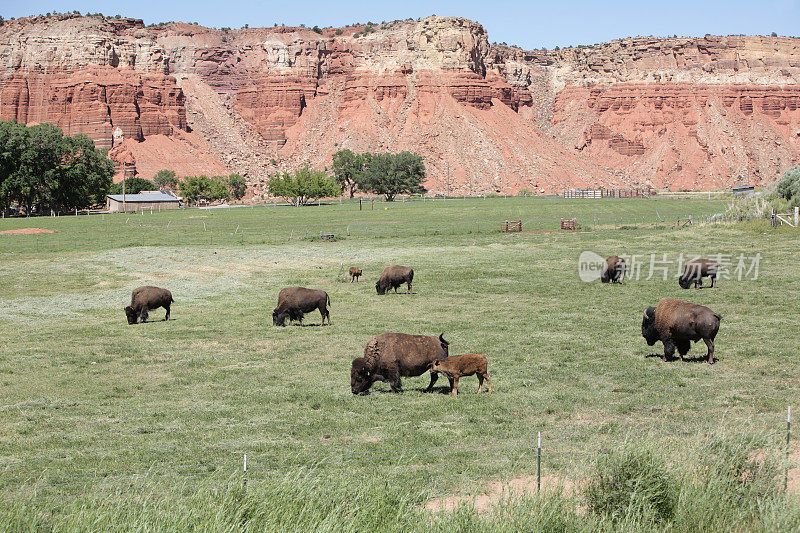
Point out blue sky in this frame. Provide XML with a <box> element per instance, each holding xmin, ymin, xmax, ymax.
<box><xmin>3</xmin><ymin>0</ymin><xmax>799</xmax><ymax>50</ymax></box>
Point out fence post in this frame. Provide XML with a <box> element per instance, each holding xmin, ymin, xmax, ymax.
<box><xmin>786</xmin><ymin>406</ymin><xmax>791</xmax><ymax>491</ymax></box>
<box><xmin>795</xmin><ymin>207</ymin><xmax>799</xmax><ymax>228</ymax></box>
<box><xmin>244</xmin><ymin>453</ymin><xmax>247</xmax><ymax>488</ymax></box>
<box><xmin>537</xmin><ymin>431</ymin><xmax>541</xmax><ymax>492</ymax></box>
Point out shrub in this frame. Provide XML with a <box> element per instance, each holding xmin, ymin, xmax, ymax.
<box><xmin>773</xmin><ymin>165</ymin><xmax>800</xmax><ymax>206</ymax></box>
<box><xmin>334</xmin><ymin>28</ymin><xmax>343</xmax><ymax>36</ymax></box>
<box><xmin>312</xmin><ymin>25</ymin><xmax>322</xmax><ymax>34</ymax></box>
<box><xmin>585</xmin><ymin>447</ymin><xmax>676</xmax><ymax>525</ymax></box>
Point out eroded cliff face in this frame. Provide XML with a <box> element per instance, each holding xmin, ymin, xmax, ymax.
<box><xmin>490</xmin><ymin>36</ymin><xmax>800</xmax><ymax>189</ymax></box>
<box><xmin>1</xmin><ymin>13</ymin><xmax>798</xmax><ymax>193</ymax></box>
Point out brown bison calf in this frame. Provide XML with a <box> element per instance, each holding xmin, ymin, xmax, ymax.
<box><xmin>679</xmin><ymin>258</ymin><xmax>718</xmax><ymax>289</ymax></box>
<box><xmin>376</xmin><ymin>265</ymin><xmax>413</xmax><ymax>295</ymax></box>
<box><xmin>642</xmin><ymin>297</ymin><xmax>722</xmax><ymax>364</ymax></box>
<box><xmin>273</xmin><ymin>287</ymin><xmax>330</xmax><ymax>326</ymax></box>
<box><xmin>349</xmin><ymin>267</ymin><xmax>362</xmax><ymax>282</ymax></box>
<box><xmin>430</xmin><ymin>354</ymin><xmax>492</xmax><ymax>395</ymax></box>
<box><xmin>601</xmin><ymin>255</ymin><xmax>626</xmax><ymax>284</ymax></box>
<box><xmin>125</xmin><ymin>286</ymin><xmax>173</xmax><ymax>324</ymax></box>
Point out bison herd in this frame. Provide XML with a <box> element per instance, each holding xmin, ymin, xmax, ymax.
<box><xmin>124</xmin><ymin>255</ymin><xmax>726</xmax><ymax>396</ymax></box>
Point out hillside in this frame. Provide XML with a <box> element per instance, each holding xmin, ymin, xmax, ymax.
<box><xmin>1</xmin><ymin>13</ymin><xmax>798</xmax><ymax>195</ymax></box>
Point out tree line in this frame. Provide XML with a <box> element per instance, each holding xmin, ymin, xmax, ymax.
<box><xmin>111</xmin><ymin>170</ymin><xmax>247</xmax><ymax>204</ymax></box>
<box><xmin>0</xmin><ymin>121</ymin><xmax>114</xmax><ymax>215</ymax></box>
<box><xmin>267</xmin><ymin>150</ymin><xmax>426</xmax><ymax>205</ymax></box>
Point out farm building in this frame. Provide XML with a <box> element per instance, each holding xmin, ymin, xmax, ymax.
<box><xmin>732</xmin><ymin>185</ymin><xmax>755</xmax><ymax>196</ymax></box>
<box><xmin>106</xmin><ymin>191</ymin><xmax>181</xmax><ymax>212</ymax></box>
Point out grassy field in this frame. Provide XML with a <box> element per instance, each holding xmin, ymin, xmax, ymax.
<box><xmin>1</xmin><ymin>196</ymin><xmax>799</xmax><ymax>530</ymax></box>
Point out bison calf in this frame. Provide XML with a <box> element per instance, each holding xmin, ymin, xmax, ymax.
<box><xmin>125</xmin><ymin>286</ymin><xmax>173</xmax><ymax>324</ymax></box>
<box><xmin>430</xmin><ymin>354</ymin><xmax>491</xmax><ymax>395</ymax></box>
<box><xmin>642</xmin><ymin>297</ymin><xmax>722</xmax><ymax>364</ymax></box>
<box><xmin>679</xmin><ymin>258</ymin><xmax>718</xmax><ymax>289</ymax></box>
<box><xmin>601</xmin><ymin>255</ymin><xmax>627</xmax><ymax>284</ymax></box>
<box><xmin>376</xmin><ymin>265</ymin><xmax>414</xmax><ymax>295</ymax></box>
<box><xmin>273</xmin><ymin>287</ymin><xmax>331</xmax><ymax>326</ymax></box>
<box><xmin>349</xmin><ymin>267</ymin><xmax>362</xmax><ymax>282</ymax></box>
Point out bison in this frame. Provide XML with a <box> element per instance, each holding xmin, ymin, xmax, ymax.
<box><xmin>375</xmin><ymin>265</ymin><xmax>414</xmax><ymax>295</ymax></box>
<box><xmin>678</xmin><ymin>258</ymin><xmax>718</xmax><ymax>289</ymax></box>
<box><xmin>272</xmin><ymin>287</ymin><xmax>331</xmax><ymax>327</ymax></box>
<box><xmin>351</xmin><ymin>333</ymin><xmax>449</xmax><ymax>394</ymax></box>
<box><xmin>642</xmin><ymin>297</ymin><xmax>722</xmax><ymax>364</ymax></box>
<box><xmin>601</xmin><ymin>255</ymin><xmax>627</xmax><ymax>284</ymax></box>
<box><xmin>430</xmin><ymin>354</ymin><xmax>492</xmax><ymax>395</ymax></box>
<box><xmin>125</xmin><ymin>286</ymin><xmax>173</xmax><ymax>324</ymax></box>
<box><xmin>349</xmin><ymin>267</ymin><xmax>363</xmax><ymax>282</ymax></box>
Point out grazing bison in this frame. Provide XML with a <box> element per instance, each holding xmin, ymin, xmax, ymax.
<box><xmin>125</xmin><ymin>286</ymin><xmax>173</xmax><ymax>324</ymax></box>
<box><xmin>351</xmin><ymin>333</ymin><xmax>449</xmax><ymax>394</ymax></box>
<box><xmin>272</xmin><ymin>287</ymin><xmax>330</xmax><ymax>327</ymax></box>
<box><xmin>642</xmin><ymin>297</ymin><xmax>722</xmax><ymax>364</ymax></box>
<box><xmin>376</xmin><ymin>265</ymin><xmax>414</xmax><ymax>295</ymax></box>
<box><xmin>679</xmin><ymin>258</ymin><xmax>718</xmax><ymax>289</ymax></box>
<box><xmin>430</xmin><ymin>354</ymin><xmax>492</xmax><ymax>395</ymax></box>
<box><xmin>349</xmin><ymin>267</ymin><xmax>363</xmax><ymax>282</ymax></box>
<box><xmin>601</xmin><ymin>255</ymin><xmax>627</xmax><ymax>284</ymax></box>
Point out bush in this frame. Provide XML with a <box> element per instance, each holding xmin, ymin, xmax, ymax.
<box><xmin>586</xmin><ymin>447</ymin><xmax>676</xmax><ymax>525</ymax></box>
<box><xmin>227</xmin><ymin>173</ymin><xmax>246</xmax><ymax>200</ymax></box>
<box><xmin>180</xmin><ymin>175</ymin><xmax>228</xmax><ymax>203</ymax></box>
<box><xmin>267</xmin><ymin>165</ymin><xmax>339</xmax><ymax>206</ymax></box>
<box><xmin>773</xmin><ymin>165</ymin><xmax>800</xmax><ymax>206</ymax></box>
<box><xmin>334</xmin><ymin>28</ymin><xmax>343</xmax><ymax>35</ymax></box>
<box><xmin>311</xmin><ymin>25</ymin><xmax>322</xmax><ymax>34</ymax></box>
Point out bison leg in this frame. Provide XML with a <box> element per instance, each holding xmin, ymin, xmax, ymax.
<box><xmin>477</xmin><ymin>373</ymin><xmax>484</xmax><ymax>394</ymax></box>
<box><xmin>662</xmin><ymin>340</ymin><xmax>675</xmax><ymax>362</ymax></box>
<box><xmin>319</xmin><ymin>306</ymin><xmax>329</xmax><ymax>326</ymax></box>
<box><xmin>451</xmin><ymin>376</ymin><xmax>459</xmax><ymax>395</ymax></box>
<box><xmin>139</xmin><ymin>309</ymin><xmax>149</xmax><ymax>323</ymax></box>
<box><xmin>484</xmin><ymin>373</ymin><xmax>492</xmax><ymax>393</ymax></box>
<box><xmin>704</xmin><ymin>338</ymin><xmax>715</xmax><ymax>364</ymax></box>
<box><xmin>423</xmin><ymin>371</ymin><xmax>439</xmax><ymax>393</ymax></box>
<box><xmin>164</xmin><ymin>303</ymin><xmax>170</xmax><ymax>321</ymax></box>
<box><xmin>676</xmin><ymin>340</ymin><xmax>691</xmax><ymax>362</ymax></box>
<box><xmin>407</xmin><ymin>281</ymin><xmax>412</xmax><ymax>294</ymax></box>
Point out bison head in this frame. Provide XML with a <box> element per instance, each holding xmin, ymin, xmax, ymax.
<box><xmin>351</xmin><ymin>357</ymin><xmax>375</xmax><ymax>394</ymax></box>
<box><xmin>678</xmin><ymin>275</ymin><xmax>691</xmax><ymax>289</ymax></box>
<box><xmin>273</xmin><ymin>309</ymin><xmax>288</xmax><ymax>327</ymax></box>
<box><xmin>375</xmin><ymin>280</ymin><xmax>388</xmax><ymax>295</ymax></box>
<box><xmin>641</xmin><ymin>307</ymin><xmax>659</xmax><ymax>345</ymax></box>
<box><xmin>429</xmin><ymin>359</ymin><xmax>445</xmax><ymax>373</ymax></box>
<box><xmin>124</xmin><ymin>306</ymin><xmax>138</xmax><ymax>325</ymax></box>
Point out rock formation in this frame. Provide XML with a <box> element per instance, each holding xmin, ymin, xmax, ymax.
<box><xmin>1</xmin><ymin>13</ymin><xmax>798</xmax><ymax>194</ymax></box>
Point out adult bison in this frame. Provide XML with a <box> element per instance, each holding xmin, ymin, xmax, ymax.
<box><xmin>351</xmin><ymin>333</ymin><xmax>449</xmax><ymax>394</ymax></box>
<box><xmin>678</xmin><ymin>258</ymin><xmax>718</xmax><ymax>289</ymax></box>
<box><xmin>641</xmin><ymin>297</ymin><xmax>722</xmax><ymax>364</ymax></box>
<box><xmin>125</xmin><ymin>286</ymin><xmax>173</xmax><ymax>324</ymax></box>
<box><xmin>375</xmin><ymin>265</ymin><xmax>413</xmax><ymax>295</ymax></box>
<box><xmin>272</xmin><ymin>287</ymin><xmax>330</xmax><ymax>326</ymax></box>
<box><xmin>601</xmin><ymin>255</ymin><xmax>627</xmax><ymax>284</ymax></box>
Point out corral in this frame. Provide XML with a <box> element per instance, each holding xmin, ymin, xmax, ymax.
<box><xmin>1</xmin><ymin>196</ymin><xmax>798</xmax><ymax>530</ymax></box>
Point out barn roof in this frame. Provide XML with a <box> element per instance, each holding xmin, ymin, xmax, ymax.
<box><xmin>107</xmin><ymin>192</ymin><xmax>180</xmax><ymax>202</ymax></box>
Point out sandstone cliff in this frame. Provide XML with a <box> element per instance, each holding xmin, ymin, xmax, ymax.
<box><xmin>1</xmin><ymin>13</ymin><xmax>798</xmax><ymax>193</ymax></box>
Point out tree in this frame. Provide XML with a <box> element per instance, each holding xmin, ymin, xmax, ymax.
<box><xmin>153</xmin><ymin>169</ymin><xmax>178</xmax><ymax>190</ymax></box>
<box><xmin>331</xmin><ymin>149</ymin><xmax>364</xmax><ymax>198</ymax></box>
<box><xmin>227</xmin><ymin>173</ymin><xmax>247</xmax><ymax>200</ymax></box>
<box><xmin>109</xmin><ymin>176</ymin><xmax>156</xmax><ymax>195</ymax></box>
<box><xmin>355</xmin><ymin>151</ymin><xmax>426</xmax><ymax>201</ymax></box>
<box><xmin>774</xmin><ymin>165</ymin><xmax>800</xmax><ymax>206</ymax></box>
<box><xmin>267</xmin><ymin>165</ymin><xmax>339</xmax><ymax>206</ymax></box>
<box><xmin>180</xmin><ymin>175</ymin><xmax>229</xmax><ymax>203</ymax></box>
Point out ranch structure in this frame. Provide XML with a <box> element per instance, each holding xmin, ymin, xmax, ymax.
<box><xmin>106</xmin><ymin>191</ymin><xmax>181</xmax><ymax>213</ymax></box>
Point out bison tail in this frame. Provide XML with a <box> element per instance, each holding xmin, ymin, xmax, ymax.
<box><xmin>327</xmin><ymin>293</ymin><xmax>331</xmax><ymax>307</ymax></box>
<box><xmin>439</xmin><ymin>333</ymin><xmax>449</xmax><ymax>346</ymax></box>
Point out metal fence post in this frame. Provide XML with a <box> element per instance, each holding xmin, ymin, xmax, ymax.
<box><xmin>244</xmin><ymin>453</ymin><xmax>248</xmax><ymax>489</ymax></box>
<box><xmin>537</xmin><ymin>431</ymin><xmax>541</xmax><ymax>492</ymax></box>
<box><xmin>786</xmin><ymin>406</ymin><xmax>791</xmax><ymax>491</ymax></box>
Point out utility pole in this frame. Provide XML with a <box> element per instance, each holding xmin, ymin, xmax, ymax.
<box><xmin>446</xmin><ymin>162</ymin><xmax>450</xmax><ymax>197</ymax></box>
<box><xmin>122</xmin><ymin>170</ymin><xmax>126</xmax><ymax>212</ymax></box>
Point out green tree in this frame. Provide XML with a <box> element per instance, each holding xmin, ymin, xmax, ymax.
<box><xmin>267</xmin><ymin>165</ymin><xmax>339</xmax><ymax>206</ymax></box>
<box><xmin>227</xmin><ymin>173</ymin><xmax>247</xmax><ymax>200</ymax></box>
<box><xmin>180</xmin><ymin>175</ymin><xmax>229</xmax><ymax>203</ymax></box>
<box><xmin>355</xmin><ymin>151</ymin><xmax>426</xmax><ymax>201</ymax></box>
<box><xmin>153</xmin><ymin>169</ymin><xmax>178</xmax><ymax>190</ymax></box>
<box><xmin>109</xmin><ymin>176</ymin><xmax>156</xmax><ymax>195</ymax></box>
<box><xmin>52</xmin><ymin>134</ymin><xmax>114</xmax><ymax>210</ymax></box>
<box><xmin>774</xmin><ymin>165</ymin><xmax>800</xmax><ymax>206</ymax></box>
<box><xmin>331</xmin><ymin>149</ymin><xmax>364</xmax><ymax>198</ymax></box>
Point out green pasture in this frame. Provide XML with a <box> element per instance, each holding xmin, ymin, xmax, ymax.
<box><xmin>1</xmin><ymin>196</ymin><xmax>799</xmax><ymax>530</ymax></box>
